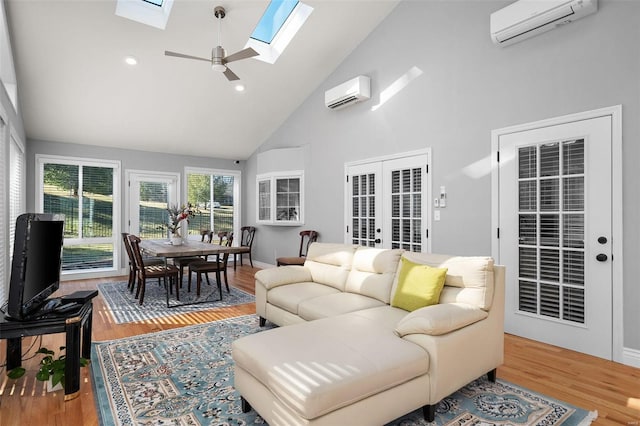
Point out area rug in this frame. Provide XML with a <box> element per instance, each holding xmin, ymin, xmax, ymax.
<box><xmin>91</xmin><ymin>315</ymin><xmax>597</xmax><ymax>426</ymax></box>
<box><xmin>97</xmin><ymin>280</ymin><xmax>255</xmax><ymax>324</ymax></box>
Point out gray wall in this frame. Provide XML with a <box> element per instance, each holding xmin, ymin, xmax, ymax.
<box><xmin>26</xmin><ymin>139</ymin><xmax>244</xmax><ymax>269</ymax></box>
<box><xmin>244</xmin><ymin>0</ymin><xmax>640</xmax><ymax>351</ymax></box>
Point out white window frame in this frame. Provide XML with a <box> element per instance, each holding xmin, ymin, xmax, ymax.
<box><xmin>35</xmin><ymin>154</ymin><xmax>121</xmax><ymax>279</ymax></box>
<box><xmin>256</xmin><ymin>170</ymin><xmax>304</xmax><ymax>226</ymax></box>
<box><xmin>184</xmin><ymin>166</ymin><xmax>241</xmax><ymax>239</ymax></box>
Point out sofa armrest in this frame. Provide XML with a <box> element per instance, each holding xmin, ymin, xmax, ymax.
<box><xmin>394</xmin><ymin>303</ymin><xmax>488</xmax><ymax>337</ymax></box>
<box><xmin>255</xmin><ymin>266</ymin><xmax>313</xmax><ymax>290</ymax></box>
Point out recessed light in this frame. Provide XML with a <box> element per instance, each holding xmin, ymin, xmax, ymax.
<box><xmin>124</xmin><ymin>56</ymin><xmax>138</xmax><ymax>66</ymax></box>
<box><xmin>234</xmin><ymin>83</ymin><xmax>245</xmax><ymax>92</ymax></box>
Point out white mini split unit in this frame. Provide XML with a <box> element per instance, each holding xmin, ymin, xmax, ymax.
<box><xmin>490</xmin><ymin>0</ymin><xmax>598</xmax><ymax>46</ymax></box>
<box><xmin>325</xmin><ymin>75</ymin><xmax>371</xmax><ymax>110</ymax></box>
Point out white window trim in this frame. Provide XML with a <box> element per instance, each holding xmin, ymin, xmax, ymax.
<box><xmin>184</xmin><ymin>166</ymin><xmax>241</xmax><ymax>239</ymax></box>
<box><xmin>35</xmin><ymin>154</ymin><xmax>122</xmax><ymax>279</ymax></box>
<box><xmin>256</xmin><ymin>170</ymin><xmax>304</xmax><ymax>226</ymax></box>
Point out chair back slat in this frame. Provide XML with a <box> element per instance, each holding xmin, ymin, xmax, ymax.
<box><xmin>127</xmin><ymin>234</ymin><xmax>147</xmax><ymax>279</ymax></box>
<box><xmin>299</xmin><ymin>230</ymin><xmax>319</xmax><ymax>257</ymax></box>
<box><xmin>240</xmin><ymin>226</ymin><xmax>256</xmax><ymax>247</ymax></box>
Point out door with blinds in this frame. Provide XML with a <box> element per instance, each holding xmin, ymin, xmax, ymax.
<box><xmin>498</xmin><ymin>116</ymin><xmax>612</xmax><ymax>359</ymax></box>
<box><xmin>127</xmin><ymin>171</ymin><xmax>179</xmax><ymax>239</ymax></box>
<box><xmin>345</xmin><ymin>152</ymin><xmax>430</xmax><ymax>252</ymax></box>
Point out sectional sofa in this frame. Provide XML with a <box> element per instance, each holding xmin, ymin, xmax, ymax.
<box><xmin>232</xmin><ymin>243</ymin><xmax>505</xmax><ymax>425</ymax></box>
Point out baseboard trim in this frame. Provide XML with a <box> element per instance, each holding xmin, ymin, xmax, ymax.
<box><xmin>252</xmin><ymin>260</ymin><xmax>276</xmax><ymax>269</ymax></box>
<box><xmin>622</xmin><ymin>347</ymin><xmax>640</xmax><ymax>368</ymax></box>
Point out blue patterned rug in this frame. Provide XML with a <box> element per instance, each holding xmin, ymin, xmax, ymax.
<box><xmin>91</xmin><ymin>316</ymin><xmax>597</xmax><ymax>426</ymax></box>
<box><xmin>97</xmin><ymin>280</ymin><xmax>255</xmax><ymax>324</ymax></box>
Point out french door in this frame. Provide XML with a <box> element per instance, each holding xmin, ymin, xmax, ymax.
<box><xmin>496</xmin><ymin>115</ymin><xmax>613</xmax><ymax>359</ymax></box>
<box><xmin>345</xmin><ymin>151</ymin><xmax>430</xmax><ymax>252</ymax></box>
<box><xmin>126</xmin><ymin>171</ymin><xmax>179</xmax><ymax>239</ymax></box>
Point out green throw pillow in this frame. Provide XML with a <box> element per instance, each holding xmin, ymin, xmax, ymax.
<box><xmin>391</xmin><ymin>258</ymin><xmax>448</xmax><ymax>312</ymax></box>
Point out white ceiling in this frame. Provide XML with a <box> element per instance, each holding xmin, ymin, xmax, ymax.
<box><xmin>6</xmin><ymin>0</ymin><xmax>398</xmax><ymax>159</ymax></box>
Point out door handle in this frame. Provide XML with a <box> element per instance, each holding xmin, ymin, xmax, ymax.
<box><xmin>374</xmin><ymin>238</ymin><xmax>381</xmax><ymax>244</ymax></box>
<box><xmin>598</xmin><ymin>236</ymin><xmax>607</xmax><ymax>244</ymax></box>
<box><xmin>596</xmin><ymin>254</ymin><xmax>608</xmax><ymax>262</ymax></box>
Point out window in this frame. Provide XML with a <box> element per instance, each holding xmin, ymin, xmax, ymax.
<box><xmin>9</xmin><ymin>133</ymin><xmax>25</xmax><ymax>269</ymax></box>
<box><xmin>185</xmin><ymin>168</ymin><xmax>241</xmax><ymax>239</ymax></box>
<box><xmin>0</xmin><ymin>117</ymin><xmax>5</xmax><ymax>305</ymax></box>
<box><xmin>246</xmin><ymin>0</ymin><xmax>313</xmax><ymax>64</ymax></box>
<box><xmin>36</xmin><ymin>155</ymin><xmax>120</xmax><ymax>275</ymax></box>
<box><xmin>257</xmin><ymin>171</ymin><xmax>304</xmax><ymax>225</ymax></box>
<box><xmin>115</xmin><ymin>0</ymin><xmax>174</xmax><ymax>30</ymax></box>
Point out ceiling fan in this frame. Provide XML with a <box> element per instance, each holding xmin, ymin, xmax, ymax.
<box><xmin>164</xmin><ymin>6</ymin><xmax>258</xmax><ymax>81</ymax></box>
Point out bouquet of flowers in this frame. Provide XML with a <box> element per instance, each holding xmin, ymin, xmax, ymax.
<box><xmin>165</xmin><ymin>204</ymin><xmax>195</xmax><ymax>237</ymax></box>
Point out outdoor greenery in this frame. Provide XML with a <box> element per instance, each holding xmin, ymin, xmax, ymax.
<box><xmin>42</xmin><ymin>164</ymin><xmax>236</xmax><ymax>271</ymax></box>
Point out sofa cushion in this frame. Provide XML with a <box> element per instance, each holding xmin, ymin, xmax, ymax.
<box><xmin>394</xmin><ymin>302</ymin><xmax>489</xmax><ymax>337</ymax></box>
<box><xmin>304</xmin><ymin>243</ymin><xmax>358</xmax><ymax>291</ymax></box>
<box><xmin>268</xmin><ymin>282</ymin><xmax>340</xmax><ymax>315</ymax></box>
<box><xmin>391</xmin><ymin>258</ymin><xmax>447</xmax><ymax>312</ymax></box>
<box><xmin>345</xmin><ymin>247</ymin><xmax>403</xmax><ymax>303</ymax></box>
<box><xmin>298</xmin><ymin>292</ymin><xmax>385</xmax><ymax>321</ymax></box>
<box><xmin>392</xmin><ymin>253</ymin><xmax>495</xmax><ymax>310</ymax></box>
<box><xmin>232</xmin><ymin>313</ymin><xmax>429</xmax><ymax>420</ymax></box>
<box><xmin>255</xmin><ymin>265</ymin><xmax>313</xmax><ymax>290</ymax></box>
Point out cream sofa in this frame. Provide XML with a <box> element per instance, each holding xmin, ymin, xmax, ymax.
<box><xmin>232</xmin><ymin>243</ymin><xmax>505</xmax><ymax>425</ymax></box>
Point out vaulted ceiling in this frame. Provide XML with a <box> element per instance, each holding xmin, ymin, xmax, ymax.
<box><xmin>6</xmin><ymin>0</ymin><xmax>398</xmax><ymax>159</ymax></box>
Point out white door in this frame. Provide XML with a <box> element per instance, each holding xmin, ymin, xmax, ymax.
<box><xmin>126</xmin><ymin>171</ymin><xmax>179</xmax><ymax>238</ymax></box>
<box><xmin>345</xmin><ymin>152</ymin><xmax>430</xmax><ymax>252</ymax></box>
<box><xmin>498</xmin><ymin>116</ymin><xmax>612</xmax><ymax>359</ymax></box>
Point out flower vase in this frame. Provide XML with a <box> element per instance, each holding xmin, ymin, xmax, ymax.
<box><xmin>170</xmin><ymin>234</ymin><xmax>183</xmax><ymax>246</ymax></box>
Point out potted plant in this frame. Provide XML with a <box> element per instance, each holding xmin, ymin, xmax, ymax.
<box><xmin>6</xmin><ymin>346</ymin><xmax>89</xmax><ymax>391</ymax></box>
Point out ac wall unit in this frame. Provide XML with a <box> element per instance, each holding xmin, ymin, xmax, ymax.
<box><xmin>490</xmin><ymin>0</ymin><xmax>597</xmax><ymax>46</ymax></box>
<box><xmin>325</xmin><ymin>75</ymin><xmax>371</xmax><ymax>110</ymax></box>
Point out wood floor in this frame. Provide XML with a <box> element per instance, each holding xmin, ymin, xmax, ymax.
<box><xmin>1</xmin><ymin>265</ymin><xmax>638</xmax><ymax>425</ymax></box>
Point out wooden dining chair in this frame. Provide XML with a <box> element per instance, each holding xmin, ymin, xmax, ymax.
<box><xmin>122</xmin><ymin>232</ymin><xmax>163</xmax><ymax>293</ymax></box>
<box><xmin>276</xmin><ymin>230</ymin><xmax>319</xmax><ymax>266</ymax></box>
<box><xmin>188</xmin><ymin>232</ymin><xmax>234</xmax><ymax>299</ymax></box>
<box><xmin>233</xmin><ymin>226</ymin><xmax>256</xmax><ymax>270</ymax></box>
<box><xmin>127</xmin><ymin>234</ymin><xmax>180</xmax><ymax>305</ymax></box>
<box><xmin>172</xmin><ymin>231</ymin><xmax>213</xmax><ymax>287</ymax></box>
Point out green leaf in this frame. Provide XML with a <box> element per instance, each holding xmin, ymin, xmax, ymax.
<box><xmin>51</xmin><ymin>370</ymin><xmax>64</xmax><ymax>388</ymax></box>
<box><xmin>7</xmin><ymin>367</ymin><xmax>26</xmax><ymax>379</ymax></box>
<box><xmin>79</xmin><ymin>358</ymin><xmax>90</xmax><ymax>367</ymax></box>
<box><xmin>36</xmin><ymin>369</ymin><xmax>50</xmax><ymax>381</ymax></box>
<box><xmin>36</xmin><ymin>348</ymin><xmax>55</xmax><ymax>356</ymax></box>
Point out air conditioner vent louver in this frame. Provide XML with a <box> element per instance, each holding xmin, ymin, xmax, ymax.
<box><xmin>325</xmin><ymin>76</ymin><xmax>370</xmax><ymax>110</ymax></box>
<box><xmin>490</xmin><ymin>0</ymin><xmax>597</xmax><ymax>46</ymax></box>
<box><xmin>327</xmin><ymin>95</ymin><xmax>359</xmax><ymax>110</ymax></box>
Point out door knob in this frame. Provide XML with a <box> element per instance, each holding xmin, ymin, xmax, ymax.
<box><xmin>597</xmin><ymin>236</ymin><xmax>607</xmax><ymax>244</ymax></box>
<box><xmin>596</xmin><ymin>254</ymin><xmax>608</xmax><ymax>262</ymax></box>
<box><xmin>376</xmin><ymin>228</ymin><xmax>381</xmax><ymax>233</ymax></box>
<box><xmin>374</xmin><ymin>238</ymin><xmax>381</xmax><ymax>244</ymax></box>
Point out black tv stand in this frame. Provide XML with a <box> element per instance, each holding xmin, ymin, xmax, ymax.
<box><xmin>0</xmin><ymin>299</ymin><xmax>94</xmax><ymax>400</ymax></box>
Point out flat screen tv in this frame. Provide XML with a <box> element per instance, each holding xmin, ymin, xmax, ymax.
<box><xmin>7</xmin><ymin>213</ymin><xmax>65</xmax><ymax>320</ymax></box>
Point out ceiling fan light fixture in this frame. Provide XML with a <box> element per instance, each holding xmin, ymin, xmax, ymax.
<box><xmin>212</xmin><ymin>63</ymin><xmax>227</xmax><ymax>72</ymax></box>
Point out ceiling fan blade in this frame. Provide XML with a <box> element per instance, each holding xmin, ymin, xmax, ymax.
<box><xmin>223</xmin><ymin>67</ymin><xmax>240</xmax><ymax>81</ymax></box>
<box><xmin>223</xmin><ymin>47</ymin><xmax>259</xmax><ymax>64</ymax></box>
<box><xmin>164</xmin><ymin>51</ymin><xmax>210</xmax><ymax>62</ymax></box>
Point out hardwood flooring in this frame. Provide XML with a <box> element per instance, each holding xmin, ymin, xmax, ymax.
<box><xmin>1</xmin><ymin>265</ymin><xmax>638</xmax><ymax>425</ymax></box>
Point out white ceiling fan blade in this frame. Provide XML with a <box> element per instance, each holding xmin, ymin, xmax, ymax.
<box><xmin>223</xmin><ymin>47</ymin><xmax>259</xmax><ymax>64</ymax></box>
<box><xmin>164</xmin><ymin>51</ymin><xmax>210</xmax><ymax>62</ymax></box>
<box><xmin>223</xmin><ymin>67</ymin><xmax>240</xmax><ymax>81</ymax></box>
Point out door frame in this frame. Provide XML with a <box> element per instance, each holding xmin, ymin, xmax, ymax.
<box><xmin>491</xmin><ymin>105</ymin><xmax>623</xmax><ymax>363</ymax></box>
<box><xmin>124</xmin><ymin>169</ymin><xmax>180</xmax><ymax>235</ymax></box>
<box><xmin>344</xmin><ymin>148</ymin><xmax>432</xmax><ymax>252</ymax></box>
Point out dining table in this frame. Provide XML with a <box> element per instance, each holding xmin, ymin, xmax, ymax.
<box><xmin>139</xmin><ymin>238</ymin><xmax>242</xmax><ymax>308</ymax></box>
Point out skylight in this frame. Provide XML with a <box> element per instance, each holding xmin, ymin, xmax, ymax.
<box><xmin>246</xmin><ymin>0</ymin><xmax>313</xmax><ymax>64</ymax></box>
<box><xmin>251</xmin><ymin>0</ymin><xmax>298</xmax><ymax>44</ymax></box>
<box><xmin>115</xmin><ymin>0</ymin><xmax>174</xmax><ymax>30</ymax></box>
